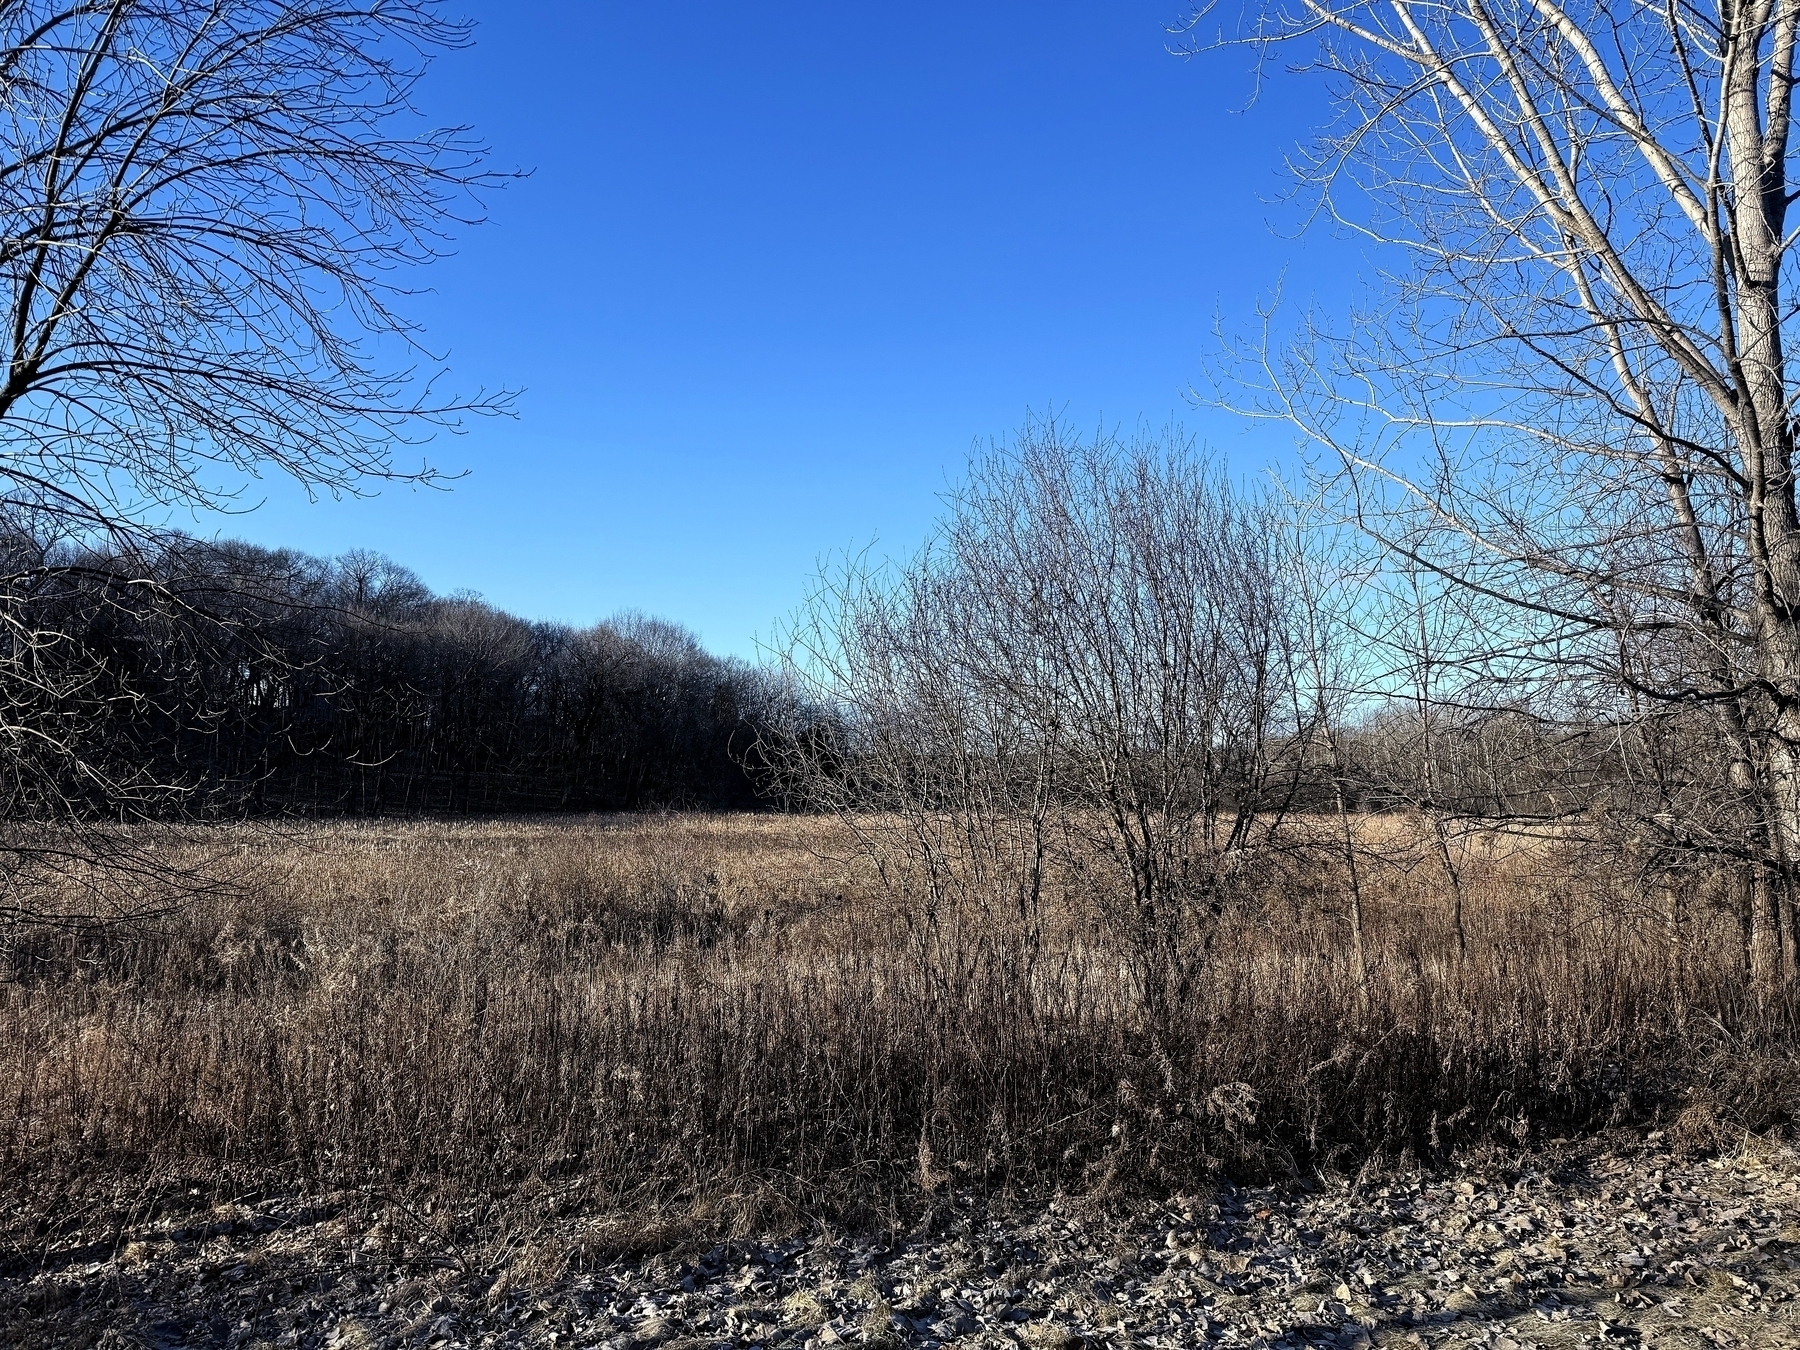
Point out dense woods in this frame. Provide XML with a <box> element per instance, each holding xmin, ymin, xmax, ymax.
<box><xmin>0</xmin><ymin>526</ymin><xmax>785</xmax><ymax>818</ymax></box>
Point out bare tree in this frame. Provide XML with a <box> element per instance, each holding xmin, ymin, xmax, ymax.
<box><xmin>0</xmin><ymin>0</ymin><xmax>503</xmax><ymax>929</ymax></box>
<box><xmin>0</xmin><ymin>516</ymin><xmax>276</xmax><ymax>938</ymax></box>
<box><xmin>0</xmin><ymin>0</ymin><xmax>506</xmax><ymax>535</ymax></box>
<box><xmin>1196</xmin><ymin>0</ymin><xmax>1800</xmax><ymax>998</ymax></box>
<box><xmin>1276</xmin><ymin>504</ymin><xmax>1380</xmax><ymax>1008</ymax></box>
<box><xmin>775</xmin><ymin>419</ymin><xmax>1297</xmax><ymax>1020</ymax></box>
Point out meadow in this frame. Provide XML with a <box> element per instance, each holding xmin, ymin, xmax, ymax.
<box><xmin>2</xmin><ymin>812</ymin><xmax>1788</xmax><ymax>1239</ymax></box>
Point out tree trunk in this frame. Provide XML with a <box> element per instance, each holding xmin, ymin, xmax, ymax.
<box><xmin>1782</xmin><ymin>871</ymin><xmax>1799</xmax><ymax>986</ymax></box>
<box><xmin>1335</xmin><ymin>775</ymin><xmax>1370</xmax><ymax>1018</ymax></box>
<box><xmin>1748</xmin><ymin>861</ymin><xmax>1784</xmax><ymax>1008</ymax></box>
<box><xmin>1756</xmin><ymin>739</ymin><xmax>1800</xmax><ymax>999</ymax></box>
<box><xmin>1727</xmin><ymin>9</ymin><xmax>1800</xmax><ymax>1009</ymax></box>
<box><xmin>1662</xmin><ymin>877</ymin><xmax>1687</xmax><ymax>1034</ymax></box>
<box><xmin>1431</xmin><ymin>813</ymin><xmax>1468</xmax><ymax>969</ymax></box>
<box><xmin>1734</xmin><ymin>865</ymin><xmax>1757</xmax><ymax>981</ymax></box>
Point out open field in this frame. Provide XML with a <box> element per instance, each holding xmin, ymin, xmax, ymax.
<box><xmin>1</xmin><ymin>812</ymin><xmax>1796</xmax><ymax>1345</ymax></box>
<box><xmin>3</xmin><ymin>813</ymin><xmax>1793</xmax><ymax>1202</ymax></box>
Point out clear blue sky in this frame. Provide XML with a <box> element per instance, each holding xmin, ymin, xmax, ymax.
<box><xmin>194</xmin><ymin>1</ymin><xmax>1358</xmax><ymax>658</ymax></box>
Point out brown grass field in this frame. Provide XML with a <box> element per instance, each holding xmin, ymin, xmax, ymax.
<box><xmin>1</xmin><ymin>812</ymin><xmax>1792</xmax><ymax>1236</ymax></box>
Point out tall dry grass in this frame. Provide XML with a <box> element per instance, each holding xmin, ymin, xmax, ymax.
<box><xmin>0</xmin><ymin>813</ymin><xmax>1791</xmax><ymax>1225</ymax></box>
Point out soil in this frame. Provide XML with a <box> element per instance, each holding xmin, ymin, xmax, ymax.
<box><xmin>4</xmin><ymin>1133</ymin><xmax>1797</xmax><ymax>1349</ymax></box>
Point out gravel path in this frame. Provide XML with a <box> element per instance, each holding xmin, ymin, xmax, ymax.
<box><xmin>6</xmin><ymin>1138</ymin><xmax>1798</xmax><ymax>1349</ymax></box>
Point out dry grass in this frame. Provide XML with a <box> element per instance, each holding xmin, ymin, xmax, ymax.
<box><xmin>0</xmin><ymin>812</ymin><xmax>1792</xmax><ymax>1230</ymax></box>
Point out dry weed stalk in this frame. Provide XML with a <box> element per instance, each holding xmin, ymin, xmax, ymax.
<box><xmin>1</xmin><ymin>812</ymin><xmax>1790</xmax><ymax>1224</ymax></box>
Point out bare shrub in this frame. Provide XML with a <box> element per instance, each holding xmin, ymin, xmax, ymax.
<box><xmin>773</xmin><ymin>419</ymin><xmax>1299</xmax><ymax>1022</ymax></box>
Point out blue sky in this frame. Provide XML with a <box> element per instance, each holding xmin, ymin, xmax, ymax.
<box><xmin>194</xmin><ymin>1</ymin><xmax>1358</xmax><ymax>658</ymax></box>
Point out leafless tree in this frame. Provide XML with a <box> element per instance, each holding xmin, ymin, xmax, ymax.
<box><xmin>0</xmin><ymin>0</ymin><xmax>506</xmax><ymax>535</ymax></box>
<box><xmin>1275</xmin><ymin>504</ymin><xmax>1381</xmax><ymax>1006</ymax></box>
<box><xmin>775</xmin><ymin>419</ymin><xmax>1298</xmax><ymax>1019</ymax></box>
<box><xmin>0</xmin><ymin>516</ymin><xmax>269</xmax><ymax>938</ymax></box>
<box><xmin>0</xmin><ymin>0</ymin><xmax>504</xmax><ymax>931</ymax></box>
<box><xmin>1194</xmin><ymin>0</ymin><xmax>1800</xmax><ymax>999</ymax></box>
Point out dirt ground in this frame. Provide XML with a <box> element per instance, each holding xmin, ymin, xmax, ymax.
<box><xmin>4</xmin><ymin>1132</ymin><xmax>1797</xmax><ymax>1350</ymax></box>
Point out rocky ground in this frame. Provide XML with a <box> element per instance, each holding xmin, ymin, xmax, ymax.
<box><xmin>5</xmin><ymin>1134</ymin><xmax>1798</xmax><ymax>1350</ymax></box>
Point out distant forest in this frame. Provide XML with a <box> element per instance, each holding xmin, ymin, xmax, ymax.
<box><xmin>0</xmin><ymin>528</ymin><xmax>790</xmax><ymax>817</ymax></box>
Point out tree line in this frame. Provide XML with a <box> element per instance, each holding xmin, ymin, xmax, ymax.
<box><xmin>0</xmin><ymin>525</ymin><xmax>787</xmax><ymax>822</ymax></box>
